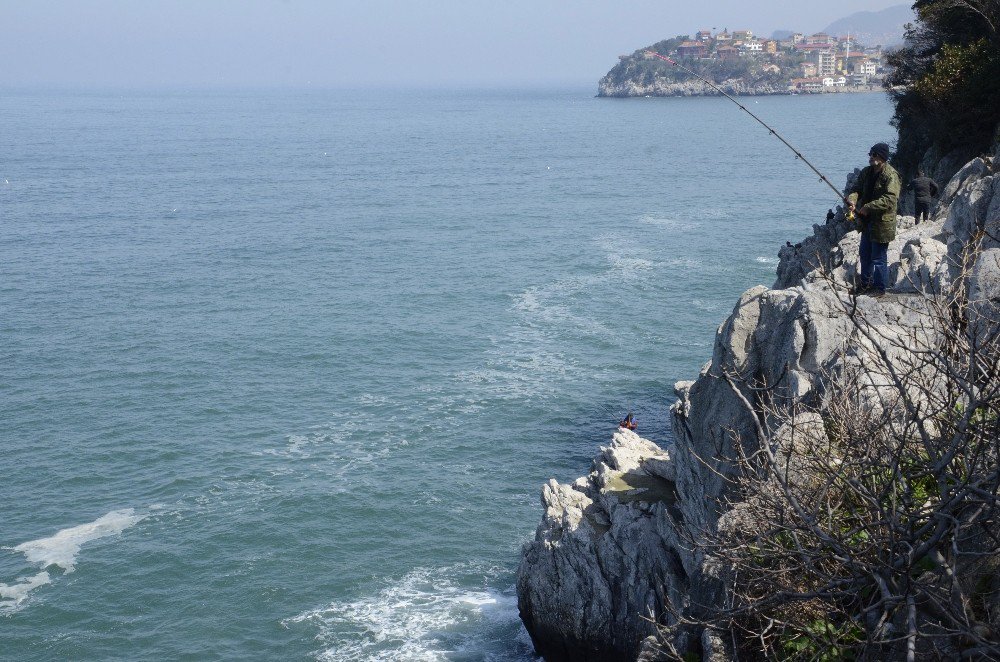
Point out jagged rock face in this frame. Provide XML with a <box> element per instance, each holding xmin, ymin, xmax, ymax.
<box><xmin>516</xmin><ymin>430</ymin><xmax>687</xmax><ymax>661</ymax></box>
<box><xmin>971</xmin><ymin>248</ymin><xmax>1000</xmax><ymax>334</ymax></box>
<box><xmin>517</xmin><ymin>152</ymin><xmax>1000</xmax><ymax>660</ymax></box>
<box><xmin>942</xmin><ymin>164</ymin><xmax>1000</xmax><ymax>259</ymax></box>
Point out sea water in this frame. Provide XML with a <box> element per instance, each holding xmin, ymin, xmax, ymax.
<box><xmin>1</xmin><ymin>87</ymin><xmax>893</xmax><ymax>660</ymax></box>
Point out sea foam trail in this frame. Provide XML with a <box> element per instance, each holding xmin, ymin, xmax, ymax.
<box><xmin>0</xmin><ymin>508</ymin><xmax>144</xmax><ymax>613</ymax></box>
<box><xmin>285</xmin><ymin>566</ymin><xmax>530</xmax><ymax>661</ymax></box>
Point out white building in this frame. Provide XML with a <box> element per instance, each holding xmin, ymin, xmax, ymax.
<box><xmin>817</xmin><ymin>50</ymin><xmax>836</xmax><ymax>77</ymax></box>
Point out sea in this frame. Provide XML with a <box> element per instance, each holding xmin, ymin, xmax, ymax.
<box><xmin>1</xmin><ymin>86</ymin><xmax>893</xmax><ymax>660</ymax></box>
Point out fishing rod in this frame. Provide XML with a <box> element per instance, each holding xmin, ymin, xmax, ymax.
<box><xmin>645</xmin><ymin>50</ymin><xmax>854</xmax><ymax>218</ymax></box>
<box><xmin>597</xmin><ymin>402</ymin><xmax>635</xmax><ymax>427</ymax></box>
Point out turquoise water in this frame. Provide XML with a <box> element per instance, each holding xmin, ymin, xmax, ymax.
<box><xmin>1</xmin><ymin>88</ymin><xmax>893</xmax><ymax>660</ymax></box>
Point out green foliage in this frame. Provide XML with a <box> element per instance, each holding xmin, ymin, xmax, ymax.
<box><xmin>912</xmin><ymin>40</ymin><xmax>988</xmax><ymax>99</ymax></box>
<box><xmin>781</xmin><ymin>618</ymin><xmax>863</xmax><ymax>660</ymax></box>
<box><xmin>905</xmin><ymin>462</ymin><xmax>936</xmax><ymax>507</ymax></box>
<box><xmin>887</xmin><ymin>0</ymin><xmax>1000</xmax><ymax>171</ymax></box>
<box><xmin>604</xmin><ymin>34</ymin><xmax>802</xmax><ymax>90</ymax></box>
<box><xmin>643</xmin><ymin>36</ymin><xmax>686</xmax><ymax>57</ymax></box>
<box><xmin>611</xmin><ymin>53</ymin><xmax>775</xmax><ymax>87</ymax></box>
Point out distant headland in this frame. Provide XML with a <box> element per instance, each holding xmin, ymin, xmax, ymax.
<box><xmin>599</xmin><ymin>30</ymin><xmax>887</xmax><ymax>98</ymax></box>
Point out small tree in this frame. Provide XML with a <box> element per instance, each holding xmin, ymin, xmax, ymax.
<box><xmin>887</xmin><ymin>0</ymin><xmax>1000</xmax><ymax>172</ymax></box>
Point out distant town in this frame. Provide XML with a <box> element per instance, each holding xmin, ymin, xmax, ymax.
<box><xmin>650</xmin><ymin>29</ymin><xmax>886</xmax><ymax>91</ymax></box>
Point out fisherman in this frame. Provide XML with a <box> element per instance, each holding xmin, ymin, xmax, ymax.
<box><xmin>846</xmin><ymin>142</ymin><xmax>900</xmax><ymax>299</ymax></box>
<box><xmin>619</xmin><ymin>412</ymin><xmax>637</xmax><ymax>431</ymax></box>
<box><xmin>826</xmin><ymin>208</ymin><xmax>835</xmax><ymax>224</ymax></box>
<box><xmin>908</xmin><ymin>168</ymin><xmax>939</xmax><ymax>224</ymax></box>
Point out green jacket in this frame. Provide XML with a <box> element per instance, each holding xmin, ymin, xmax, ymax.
<box><xmin>847</xmin><ymin>163</ymin><xmax>901</xmax><ymax>243</ymax></box>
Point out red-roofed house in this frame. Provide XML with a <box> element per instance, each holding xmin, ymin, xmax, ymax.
<box><xmin>677</xmin><ymin>41</ymin><xmax>708</xmax><ymax>58</ymax></box>
<box><xmin>717</xmin><ymin>45</ymin><xmax>739</xmax><ymax>60</ymax></box>
<box><xmin>806</xmin><ymin>32</ymin><xmax>834</xmax><ymax>45</ymax></box>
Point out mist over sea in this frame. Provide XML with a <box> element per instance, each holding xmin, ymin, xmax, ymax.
<box><xmin>1</xmin><ymin>87</ymin><xmax>892</xmax><ymax>660</ymax></box>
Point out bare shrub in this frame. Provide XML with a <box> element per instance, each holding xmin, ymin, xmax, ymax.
<box><xmin>660</xmin><ymin>240</ymin><xmax>1000</xmax><ymax>660</ymax></box>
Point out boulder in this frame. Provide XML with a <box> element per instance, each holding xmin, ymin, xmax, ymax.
<box><xmin>517</xmin><ymin>429</ymin><xmax>688</xmax><ymax>661</ymax></box>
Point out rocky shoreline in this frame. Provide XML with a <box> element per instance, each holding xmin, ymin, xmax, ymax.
<box><xmin>516</xmin><ymin>149</ymin><xmax>1000</xmax><ymax>660</ymax></box>
<box><xmin>596</xmin><ymin>77</ymin><xmax>882</xmax><ymax>98</ymax></box>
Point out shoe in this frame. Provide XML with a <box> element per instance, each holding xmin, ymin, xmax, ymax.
<box><xmin>868</xmin><ymin>289</ymin><xmax>887</xmax><ymax>299</ymax></box>
<box><xmin>850</xmin><ymin>285</ymin><xmax>871</xmax><ymax>296</ymax></box>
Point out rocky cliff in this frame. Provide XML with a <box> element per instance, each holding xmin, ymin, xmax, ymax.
<box><xmin>516</xmin><ymin>146</ymin><xmax>1000</xmax><ymax>660</ymax></box>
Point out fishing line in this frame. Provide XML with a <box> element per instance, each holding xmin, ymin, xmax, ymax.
<box><xmin>597</xmin><ymin>402</ymin><xmax>633</xmax><ymax>424</ymax></box>
<box><xmin>645</xmin><ymin>51</ymin><xmax>853</xmax><ymax>214</ymax></box>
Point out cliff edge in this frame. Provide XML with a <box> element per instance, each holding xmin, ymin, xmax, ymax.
<box><xmin>517</xmin><ymin>145</ymin><xmax>1000</xmax><ymax>660</ymax></box>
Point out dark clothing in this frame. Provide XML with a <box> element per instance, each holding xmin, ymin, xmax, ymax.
<box><xmin>870</xmin><ymin>142</ymin><xmax>891</xmax><ymax>161</ymax></box>
<box><xmin>915</xmin><ymin>200</ymin><xmax>932</xmax><ymax>224</ymax></box>
<box><xmin>860</xmin><ymin>232</ymin><xmax>889</xmax><ymax>292</ymax></box>
<box><xmin>909</xmin><ymin>176</ymin><xmax>939</xmax><ymax>203</ymax></box>
<box><xmin>847</xmin><ymin>163</ymin><xmax>901</xmax><ymax>244</ymax></box>
<box><xmin>909</xmin><ymin>175</ymin><xmax>939</xmax><ymax>223</ymax></box>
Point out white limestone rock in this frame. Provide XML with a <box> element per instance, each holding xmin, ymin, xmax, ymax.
<box><xmin>518</xmin><ymin>154</ymin><xmax>999</xmax><ymax>660</ymax></box>
<box><xmin>892</xmin><ymin>231</ymin><xmax>951</xmax><ymax>293</ymax></box>
<box><xmin>517</xmin><ymin>429</ymin><xmax>687</xmax><ymax>661</ymax></box>
<box><xmin>943</xmin><ymin>171</ymin><xmax>1000</xmax><ymax>256</ymax></box>
<box><xmin>597</xmin><ymin>76</ymin><xmax>788</xmax><ymax>98</ymax></box>
<box><xmin>971</xmin><ymin>248</ymin><xmax>1000</xmax><ymax>302</ymax></box>
<box><xmin>970</xmin><ymin>248</ymin><xmax>1000</xmax><ymax>333</ymax></box>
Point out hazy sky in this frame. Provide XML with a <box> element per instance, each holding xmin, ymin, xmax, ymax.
<box><xmin>1</xmin><ymin>0</ymin><xmax>910</xmax><ymax>88</ymax></box>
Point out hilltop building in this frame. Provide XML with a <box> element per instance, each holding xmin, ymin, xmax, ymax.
<box><xmin>642</xmin><ymin>26</ymin><xmax>885</xmax><ymax>92</ymax></box>
<box><xmin>677</xmin><ymin>41</ymin><xmax>708</xmax><ymax>58</ymax></box>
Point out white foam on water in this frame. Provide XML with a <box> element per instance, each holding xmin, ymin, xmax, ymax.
<box><xmin>259</xmin><ymin>392</ymin><xmax>426</xmax><ymax>464</ymax></box>
<box><xmin>285</xmin><ymin>566</ymin><xmax>527</xmax><ymax>661</ymax></box>
<box><xmin>0</xmin><ymin>508</ymin><xmax>143</xmax><ymax>613</ymax></box>
<box><xmin>606</xmin><ymin>254</ymin><xmax>654</xmax><ymax>275</ymax></box>
<box><xmin>641</xmin><ymin>206</ymin><xmax>734</xmax><ymax>224</ymax></box>
<box><xmin>512</xmin><ymin>287</ymin><xmax>612</xmax><ymax>338</ymax></box>
<box><xmin>691</xmin><ymin>207</ymin><xmax>735</xmax><ymax>221</ymax></box>
<box><xmin>662</xmin><ymin>256</ymin><xmax>702</xmax><ymax>270</ymax></box>
<box><xmin>756</xmin><ymin>256</ymin><xmax>778</xmax><ymax>265</ymax></box>
<box><xmin>358</xmin><ymin>393</ymin><xmax>390</xmax><ymax>407</ymax></box>
<box><xmin>456</xmin><ymin>228</ymin><xmax>670</xmax><ymax>401</ymax></box>
<box><xmin>691</xmin><ymin>298</ymin><xmax>726</xmax><ymax>312</ymax></box>
<box><xmin>13</xmin><ymin>509</ymin><xmax>144</xmax><ymax>573</ymax></box>
<box><xmin>0</xmin><ymin>571</ymin><xmax>51</xmax><ymax>612</ymax></box>
<box><xmin>639</xmin><ymin>214</ymin><xmax>681</xmax><ymax>227</ymax></box>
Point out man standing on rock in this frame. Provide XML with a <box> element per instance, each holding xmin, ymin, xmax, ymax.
<box><xmin>846</xmin><ymin>142</ymin><xmax>901</xmax><ymax>298</ymax></box>
<box><xmin>908</xmin><ymin>168</ymin><xmax>939</xmax><ymax>224</ymax></box>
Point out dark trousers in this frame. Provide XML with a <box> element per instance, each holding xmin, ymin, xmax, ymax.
<box><xmin>915</xmin><ymin>200</ymin><xmax>931</xmax><ymax>223</ymax></box>
<box><xmin>859</xmin><ymin>232</ymin><xmax>889</xmax><ymax>292</ymax></box>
